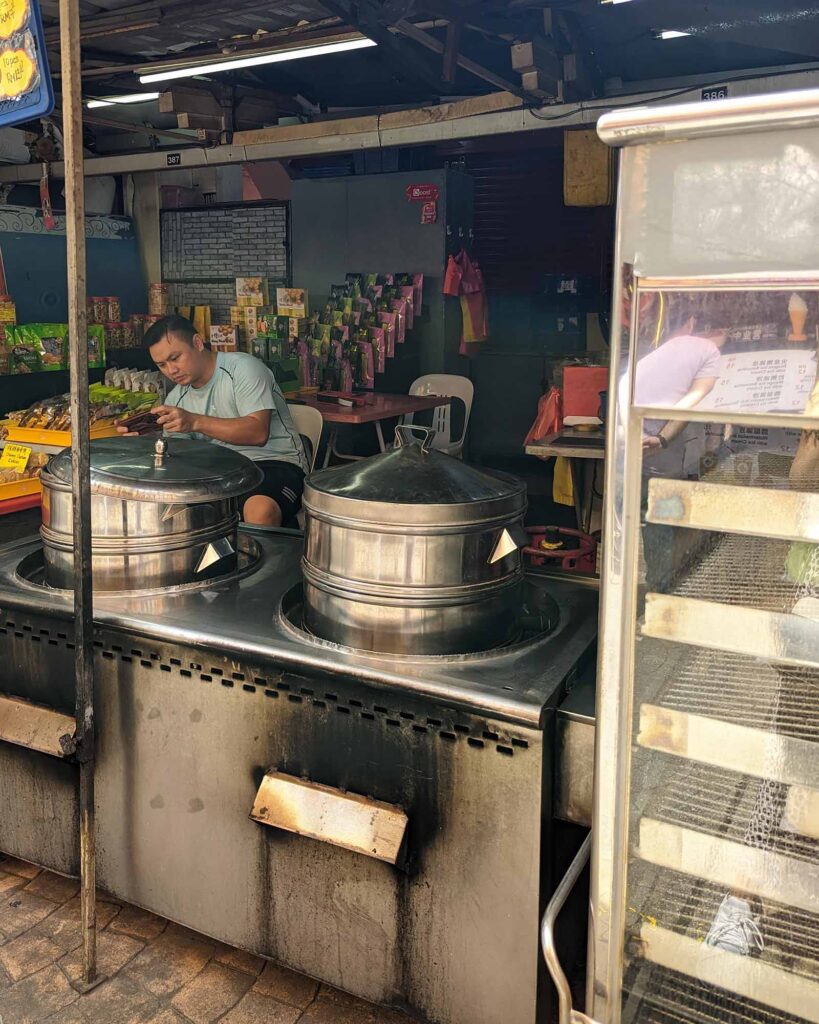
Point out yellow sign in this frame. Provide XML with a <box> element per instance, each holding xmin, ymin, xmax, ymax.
<box><xmin>0</xmin><ymin>40</ymin><xmax>36</xmax><ymax>98</ymax></box>
<box><xmin>0</xmin><ymin>442</ymin><xmax>30</xmax><ymax>471</ymax></box>
<box><xmin>0</xmin><ymin>0</ymin><xmax>28</xmax><ymax>41</ymax></box>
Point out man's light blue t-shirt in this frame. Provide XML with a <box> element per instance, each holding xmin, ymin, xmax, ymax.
<box><xmin>164</xmin><ymin>351</ymin><xmax>308</xmax><ymax>472</ymax></box>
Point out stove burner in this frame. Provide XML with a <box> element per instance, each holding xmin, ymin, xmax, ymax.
<box><xmin>14</xmin><ymin>533</ymin><xmax>263</xmax><ymax>598</ymax></box>
<box><xmin>278</xmin><ymin>577</ymin><xmax>560</xmax><ymax>662</ymax></box>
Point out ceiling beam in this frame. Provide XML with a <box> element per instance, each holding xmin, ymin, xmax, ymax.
<box><xmin>511</xmin><ymin>38</ymin><xmax>561</xmax><ymax>98</ymax></box>
<box><xmin>76</xmin><ymin>26</ymin><xmax>359</xmax><ymax>80</ymax></box>
<box><xmin>443</xmin><ymin>21</ymin><xmax>461</xmax><ymax>84</ymax></box>
<box><xmin>82</xmin><ymin>115</ymin><xmax>195</xmax><ymax>143</ymax></box>
<box><xmin>5</xmin><ymin>65</ymin><xmax>817</xmax><ymax>182</ymax></box>
<box><xmin>321</xmin><ymin>0</ymin><xmax>461</xmax><ymax>96</ymax></box>
<box><xmin>393</xmin><ymin>19</ymin><xmax>526</xmax><ymax>97</ymax></box>
<box><xmin>554</xmin><ymin>10</ymin><xmax>602</xmax><ymax>99</ymax></box>
<box><xmin>44</xmin><ymin>1</ymin><xmax>161</xmax><ymax>45</ymax></box>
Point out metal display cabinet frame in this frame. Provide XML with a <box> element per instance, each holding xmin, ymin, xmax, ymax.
<box><xmin>544</xmin><ymin>88</ymin><xmax>819</xmax><ymax>1024</ymax></box>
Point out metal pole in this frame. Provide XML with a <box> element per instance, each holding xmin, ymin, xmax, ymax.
<box><xmin>58</xmin><ymin>0</ymin><xmax>99</xmax><ymax>991</ymax></box>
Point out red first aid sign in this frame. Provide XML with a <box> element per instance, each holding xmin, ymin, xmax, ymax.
<box><xmin>405</xmin><ymin>183</ymin><xmax>440</xmax><ymax>203</ymax></box>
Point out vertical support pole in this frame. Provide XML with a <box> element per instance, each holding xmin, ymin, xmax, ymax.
<box><xmin>59</xmin><ymin>0</ymin><xmax>99</xmax><ymax>992</ymax></box>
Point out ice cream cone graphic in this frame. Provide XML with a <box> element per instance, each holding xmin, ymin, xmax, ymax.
<box><xmin>788</xmin><ymin>293</ymin><xmax>808</xmax><ymax>341</ymax></box>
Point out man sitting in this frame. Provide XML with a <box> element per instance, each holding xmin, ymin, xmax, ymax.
<box><xmin>120</xmin><ymin>314</ymin><xmax>308</xmax><ymax>527</ymax></box>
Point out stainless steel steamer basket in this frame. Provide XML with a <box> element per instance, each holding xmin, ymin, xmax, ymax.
<box><xmin>40</xmin><ymin>436</ymin><xmax>262</xmax><ymax>591</ymax></box>
<box><xmin>302</xmin><ymin>425</ymin><xmax>528</xmax><ymax>654</ymax></box>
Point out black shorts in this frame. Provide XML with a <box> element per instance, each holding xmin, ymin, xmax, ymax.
<box><xmin>244</xmin><ymin>460</ymin><xmax>305</xmax><ymax>525</ymax></box>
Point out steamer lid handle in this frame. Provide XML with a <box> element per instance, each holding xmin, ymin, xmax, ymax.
<box><xmin>154</xmin><ymin>436</ymin><xmax>168</xmax><ymax>468</ymax></box>
<box><xmin>394</xmin><ymin>423</ymin><xmax>436</xmax><ymax>452</ymax></box>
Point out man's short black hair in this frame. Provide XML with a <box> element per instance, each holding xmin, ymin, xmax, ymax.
<box><xmin>142</xmin><ymin>314</ymin><xmax>197</xmax><ymax>349</ymax></box>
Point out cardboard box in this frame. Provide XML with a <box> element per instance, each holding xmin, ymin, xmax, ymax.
<box><xmin>289</xmin><ymin>317</ymin><xmax>307</xmax><ymax>340</ymax></box>
<box><xmin>236</xmin><ymin>277</ymin><xmax>269</xmax><ymax>307</ymax></box>
<box><xmin>209</xmin><ymin>325</ymin><xmax>238</xmax><ymax>351</ymax></box>
<box><xmin>230</xmin><ymin>306</ymin><xmax>258</xmax><ymax>347</ymax></box>
<box><xmin>276</xmin><ymin>287</ymin><xmax>308</xmax><ymax>318</ymax></box>
<box><xmin>250</xmin><ymin>337</ymin><xmax>269</xmax><ymax>361</ymax></box>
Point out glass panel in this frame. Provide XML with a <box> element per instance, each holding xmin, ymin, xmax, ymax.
<box><xmin>618</xmin><ymin>129</ymin><xmax>819</xmax><ymax>277</ymax></box>
<box><xmin>631</xmin><ymin>287</ymin><xmax>819</xmax><ymax>430</ymax></box>
<box><xmin>620</xmin><ymin>422</ymin><xmax>819</xmax><ymax>1024</ymax></box>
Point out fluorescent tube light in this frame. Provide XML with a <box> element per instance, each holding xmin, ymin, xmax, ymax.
<box><xmin>139</xmin><ymin>37</ymin><xmax>377</xmax><ymax>84</ymax></box>
<box><xmin>86</xmin><ymin>92</ymin><xmax>160</xmax><ymax>108</ymax></box>
<box><xmin>657</xmin><ymin>29</ymin><xmax>691</xmax><ymax>39</ymax></box>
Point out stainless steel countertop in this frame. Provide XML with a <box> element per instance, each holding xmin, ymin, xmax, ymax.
<box><xmin>0</xmin><ymin>530</ymin><xmax>598</xmax><ymax>728</ymax></box>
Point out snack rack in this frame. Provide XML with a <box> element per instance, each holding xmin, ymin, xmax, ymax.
<box><xmin>543</xmin><ymin>89</ymin><xmax>819</xmax><ymax>1024</ymax></box>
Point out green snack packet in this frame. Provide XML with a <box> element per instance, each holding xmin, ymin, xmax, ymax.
<box><xmin>62</xmin><ymin>324</ymin><xmax>106</xmax><ymax>369</ymax></box>
<box><xmin>10</xmin><ymin>324</ymin><xmax>69</xmax><ymax>373</ymax></box>
<box><xmin>88</xmin><ymin>324</ymin><xmax>106</xmax><ymax>368</ymax></box>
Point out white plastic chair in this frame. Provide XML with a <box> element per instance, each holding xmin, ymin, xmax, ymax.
<box><xmin>403</xmin><ymin>374</ymin><xmax>474</xmax><ymax>457</ymax></box>
<box><xmin>288</xmin><ymin>403</ymin><xmax>324</xmax><ymax>529</ymax></box>
<box><xmin>288</xmin><ymin>403</ymin><xmax>324</xmax><ymax>471</ymax></box>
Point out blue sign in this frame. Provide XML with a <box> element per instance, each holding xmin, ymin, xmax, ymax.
<box><xmin>0</xmin><ymin>0</ymin><xmax>54</xmax><ymax>128</ymax></box>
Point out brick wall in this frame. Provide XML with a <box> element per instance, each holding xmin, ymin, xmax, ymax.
<box><xmin>160</xmin><ymin>202</ymin><xmax>289</xmax><ymax>322</ymax></box>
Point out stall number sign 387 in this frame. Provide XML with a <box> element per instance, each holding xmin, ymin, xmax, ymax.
<box><xmin>0</xmin><ymin>443</ymin><xmax>31</xmax><ymax>471</ymax></box>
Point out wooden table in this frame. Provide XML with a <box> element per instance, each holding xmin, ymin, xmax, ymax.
<box><xmin>525</xmin><ymin>429</ymin><xmax>606</xmax><ymax>533</ymax></box>
<box><xmin>296</xmin><ymin>393</ymin><xmax>451</xmax><ymax>468</ymax></box>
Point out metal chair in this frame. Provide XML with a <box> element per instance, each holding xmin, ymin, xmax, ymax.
<box><xmin>288</xmin><ymin>403</ymin><xmax>324</xmax><ymax>471</ymax></box>
<box><xmin>403</xmin><ymin>373</ymin><xmax>474</xmax><ymax>458</ymax></box>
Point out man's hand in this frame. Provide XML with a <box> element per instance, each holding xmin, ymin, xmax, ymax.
<box><xmin>642</xmin><ymin>434</ymin><xmax>663</xmax><ymax>452</ymax></box>
<box><xmin>154</xmin><ymin>405</ymin><xmax>196</xmax><ymax>434</ymax></box>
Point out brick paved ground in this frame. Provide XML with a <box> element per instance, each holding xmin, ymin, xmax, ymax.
<box><xmin>0</xmin><ymin>856</ymin><xmax>416</xmax><ymax>1024</ymax></box>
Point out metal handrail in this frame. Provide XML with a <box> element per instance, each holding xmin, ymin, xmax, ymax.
<box><xmin>541</xmin><ymin>831</ymin><xmax>600</xmax><ymax>1024</ymax></box>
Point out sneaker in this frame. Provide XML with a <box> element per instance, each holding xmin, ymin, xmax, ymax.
<box><xmin>704</xmin><ymin>894</ymin><xmax>764</xmax><ymax>956</ymax></box>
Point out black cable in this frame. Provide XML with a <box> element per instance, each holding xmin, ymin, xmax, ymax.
<box><xmin>524</xmin><ymin>65</ymin><xmax>819</xmax><ymax>125</ymax></box>
<box><xmin>526</xmin><ymin>84</ymin><xmax>710</xmax><ymax>122</ymax></box>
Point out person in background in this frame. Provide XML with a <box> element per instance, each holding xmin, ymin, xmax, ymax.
<box><xmin>624</xmin><ymin>304</ymin><xmax>729</xmax><ymax>591</ymax></box>
<box><xmin>119</xmin><ymin>315</ymin><xmax>308</xmax><ymax>527</ymax></box>
<box><xmin>632</xmin><ymin>311</ymin><xmax>726</xmax><ymax>466</ymax></box>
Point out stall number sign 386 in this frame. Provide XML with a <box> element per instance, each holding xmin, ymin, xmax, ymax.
<box><xmin>0</xmin><ymin>442</ymin><xmax>31</xmax><ymax>471</ymax></box>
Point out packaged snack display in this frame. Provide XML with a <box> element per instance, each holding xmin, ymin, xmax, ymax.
<box><xmin>276</xmin><ymin>287</ymin><xmax>308</xmax><ymax>318</ymax></box>
<box><xmin>86</xmin><ymin>324</ymin><xmax>106</xmax><ymax>368</ymax></box>
<box><xmin>378</xmin><ymin>312</ymin><xmax>397</xmax><ymax>356</ymax></box>
<box><xmin>103</xmin><ymin>322</ymin><xmax>135</xmax><ymax>350</ymax></box>
<box><xmin>0</xmin><ymin>449</ymin><xmax>50</xmax><ymax>501</ymax></box>
<box><xmin>242</xmin><ymin>270</ymin><xmax>423</xmax><ymax>392</ymax></box>
<box><xmin>8</xmin><ymin>323</ymin><xmax>66</xmax><ymax>371</ymax></box>
<box><xmin>370</xmin><ymin>326</ymin><xmax>386</xmax><ymax>373</ymax></box>
<box><xmin>229</xmin><ymin>306</ymin><xmax>258</xmax><ymax>348</ymax></box>
<box><xmin>210</xmin><ymin>325</ymin><xmax>238</xmax><ymax>351</ymax></box>
<box><xmin>87</xmin><ymin>297</ymin><xmax>109</xmax><ymax>324</ymax></box>
<box><xmin>236</xmin><ymin>278</ymin><xmax>270</xmax><ymax>307</ymax></box>
<box><xmin>0</xmin><ymin>297</ymin><xmax>16</xmax><ymax>327</ymax></box>
<box><xmin>148</xmin><ymin>283</ymin><xmax>169</xmax><ymax>316</ymax></box>
<box><xmin>250</xmin><ymin>337</ymin><xmax>269</xmax><ymax>361</ymax></box>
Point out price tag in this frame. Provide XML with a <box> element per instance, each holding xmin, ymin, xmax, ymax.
<box><xmin>0</xmin><ymin>442</ymin><xmax>31</xmax><ymax>471</ymax></box>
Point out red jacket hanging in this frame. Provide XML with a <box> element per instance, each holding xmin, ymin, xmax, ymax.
<box><xmin>443</xmin><ymin>248</ymin><xmax>489</xmax><ymax>355</ymax></box>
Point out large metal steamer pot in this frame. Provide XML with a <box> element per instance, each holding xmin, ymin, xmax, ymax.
<box><xmin>302</xmin><ymin>425</ymin><xmax>528</xmax><ymax>655</ymax></box>
<box><xmin>40</xmin><ymin>436</ymin><xmax>262</xmax><ymax>591</ymax></box>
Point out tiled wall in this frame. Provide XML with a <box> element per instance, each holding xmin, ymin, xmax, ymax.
<box><xmin>160</xmin><ymin>202</ymin><xmax>289</xmax><ymax>322</ymax></box>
